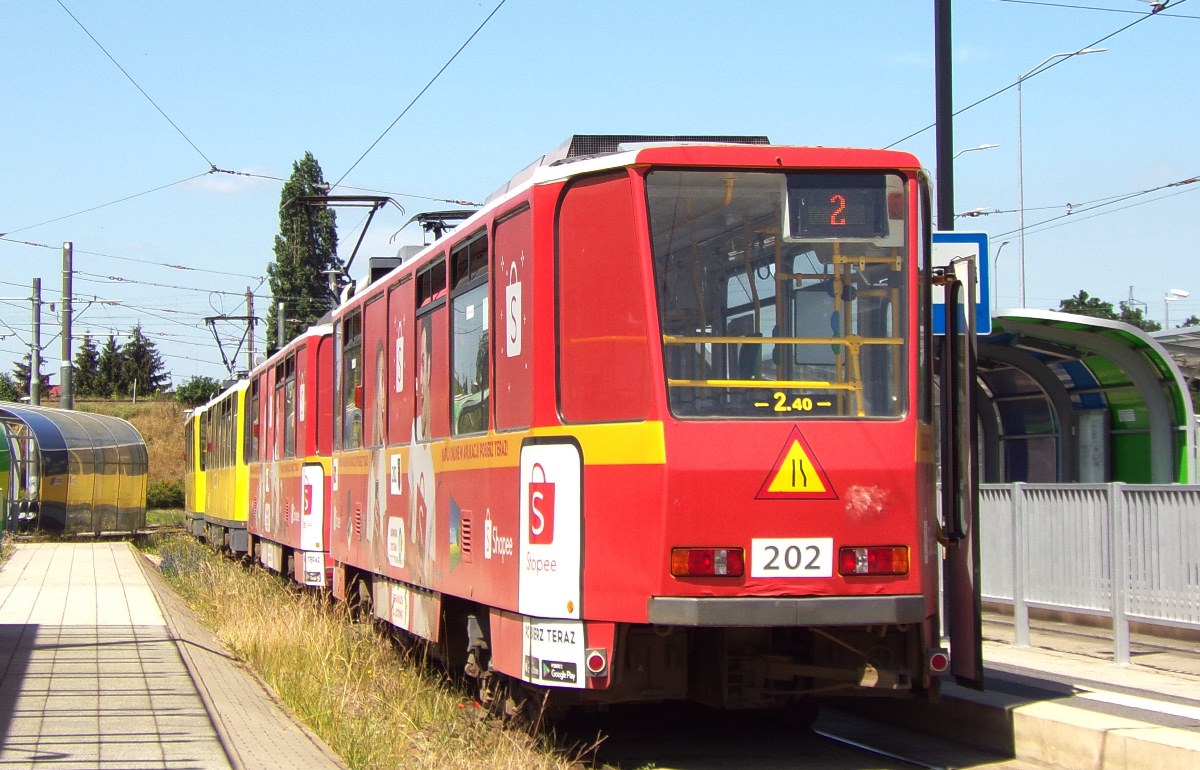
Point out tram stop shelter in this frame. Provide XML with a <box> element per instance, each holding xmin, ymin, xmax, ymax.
<box><xmin>0</xmin><ymin>404</ymin><xmax>148</xmax><ymax>535</ymax></box>
<box><xmin>978</xmin><ymin>310</ymin><xmax>1196</xmax><ymax>485</ymax></box>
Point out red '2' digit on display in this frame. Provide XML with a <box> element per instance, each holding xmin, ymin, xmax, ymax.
<box><xmin>829</xmin><ymin>194</ymin><xmax>847</xmax><ymax>226</ymax></box>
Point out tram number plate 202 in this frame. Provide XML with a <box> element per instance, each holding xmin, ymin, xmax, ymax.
<box><xmin>751</xmin><ymin>538</ymin><xmax>833</xmax><ymax>578</ymax></box>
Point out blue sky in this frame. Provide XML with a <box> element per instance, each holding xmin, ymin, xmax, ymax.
<box><xmin>3</xmin><ymin>0</ymin><xmax>1198</xmax><ymax>385</ymax></box>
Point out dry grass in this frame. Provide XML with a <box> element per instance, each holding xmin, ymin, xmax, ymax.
<box><xmin>77</xmin><ymin>398</ymin><xmax>187</xmax><ymax>484</ymax></box>
<box><xmin>153</xmin><ymin>535</ymin><xmax>578</xmax><ymax>770</ymax></box>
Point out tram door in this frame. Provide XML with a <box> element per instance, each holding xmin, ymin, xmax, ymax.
<box><xmin>938</xmin><ymin>257</ymin><xmax>984</xmax><ymax>689</ymax></box>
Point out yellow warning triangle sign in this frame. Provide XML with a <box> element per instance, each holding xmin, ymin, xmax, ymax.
<box><xmin>756</xmin><ymin>427</ymin><xmax>837</xmax><ymax>500</ymax></box>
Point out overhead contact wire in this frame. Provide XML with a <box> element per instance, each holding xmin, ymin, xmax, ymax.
<box><xmin>332</xmin><ymin>0</ymin><xmax>509</xmax><ymax>190</ymax></box>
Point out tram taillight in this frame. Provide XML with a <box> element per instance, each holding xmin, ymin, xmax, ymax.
<box><xmin>670</xmin><ymin>547</ymin><xmax>745</xmax><ymax>578</ymax></box>
<box><xmin>838</xmin><ymin>546</ymin><xmax>909</xmax><ymax>576</ymax></box>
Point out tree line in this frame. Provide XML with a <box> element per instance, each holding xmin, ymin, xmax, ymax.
<box><xmin>1056</xmin><ymin>290</ymin><xmax>1199</xmax><ymax>333</ymax></box>
<box><xmin>1</xmin><ymin>325</ymin><xmax>168</xmax><ymax>401</ymax></box>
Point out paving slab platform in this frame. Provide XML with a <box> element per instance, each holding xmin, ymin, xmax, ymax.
<box><xmin>2</xmin><ymin>541</ymin><xmax>1198</xmax><ymax>770</ymax></box>
<box><xmin>0</xmin><ymin>542</ymin><xmax>345</xmax><ymax>770</ymax></box>
<box><xmin>843</xmin><ymin>613</ymin><xmax>1200</xmax><ymax>770</ymax></box>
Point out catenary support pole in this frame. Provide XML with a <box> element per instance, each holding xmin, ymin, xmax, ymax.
<box><xmin>31</xmin><ymin>278</ymin><xmax>41</xmax><ymax>406</ymax></box>
<box><xmin>61</xmin><ymin>242</ymin><xmax>74</xmax><ymax>410</ymax></box>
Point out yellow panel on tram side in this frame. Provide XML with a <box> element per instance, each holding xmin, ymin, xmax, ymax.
<box><xmin>201</xmin><ymin>382</ymin><xmax>251</xmax><ymax>530</ymax></box>
<box><xmin>184</xmin><ymin>406</ymin><xmax>207</xmax><ymax>535</ymax></box>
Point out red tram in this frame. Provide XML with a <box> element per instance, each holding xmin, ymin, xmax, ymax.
<box><xmin>192</xmin><ymin>135</ymin><xmax>979</xmax><ymax>711</ymax></box>
<box><xmin>246</xmin><ymin>324</ymin><xmax>335</xmax><ymax>586</ymax></box>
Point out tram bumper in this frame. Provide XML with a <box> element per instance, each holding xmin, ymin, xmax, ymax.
<box><xmin>647</xmin><ymin>595</ymin><xmax>927</xmax><ymax>626</ymax></box>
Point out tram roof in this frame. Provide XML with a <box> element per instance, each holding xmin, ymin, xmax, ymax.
<box><xmin>252</xmin><ymin>322</ymin><xmax>333</xmax><ymax>375</ymax></box>
<box><xmin>487</xmin><ymin>135</ymin><xmax>923</xmax><ymax>205</ymax></box>
<box><xmin>353</xmin><ymin>136</ymin><xmax>926</xmax><ymax>307</ymax></box>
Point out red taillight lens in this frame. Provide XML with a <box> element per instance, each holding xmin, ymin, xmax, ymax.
<box><xmin>838</xmin><ymin>546</ymin><xmax>909</xmax><ymax>576</ymax></box>
<box><xmin>671</xmin><ymin>547</ymin><xmax>745</xmax><ymax>578</ymax></box>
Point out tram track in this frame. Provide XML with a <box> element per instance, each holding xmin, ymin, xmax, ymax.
<box><xmin>554</xmin><ymin>703</ymin><xmax>1031</xmax><ymax>770</ymax></box>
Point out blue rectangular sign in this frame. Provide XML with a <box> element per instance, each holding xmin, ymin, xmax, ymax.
<box><xmin>932</xmin><ymin>231</ymin><xmax>991</xmax><ymax>335</ymax></box>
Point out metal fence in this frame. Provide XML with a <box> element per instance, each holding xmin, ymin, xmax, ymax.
<box><xmin>980</xmin><ymin>483</ymin><xmax>1200</xmax><ymax>663</ymax></box>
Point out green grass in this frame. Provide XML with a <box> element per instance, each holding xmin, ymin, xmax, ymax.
<box><xmin>150</xmin><ymin>535</ymin><xmax>578</xmax><ymax>770</ymax></box>
<box><xmin>146</xmin><ymin>508</ymin><xmax>185</xmax><ymax>528</ymax></box>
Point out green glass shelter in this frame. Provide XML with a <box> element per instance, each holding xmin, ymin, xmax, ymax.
<box><xmin>979</xmin><ymin>310</ymin><xmax>1195</xmax><ymax>484</ymax></box>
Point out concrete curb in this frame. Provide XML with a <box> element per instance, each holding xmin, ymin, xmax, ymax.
<box><xmin>133</xmin><ymin>544</ymin><xmax>348</xmax><ymax>770</ymax></box>
<box><xmin>1009</xmin><ymin>699</ymin><xmax>1200</xmax><ymax>770</ymax></box>
<box><xmin>844</xmin><ymin>671</ymin><xmax>1200</xmax><ymax>770</ymax></box>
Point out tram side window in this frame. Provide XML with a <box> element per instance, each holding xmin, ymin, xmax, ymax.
<box><xmin>247</xmin><ymin>379</ymin><xmax>260</xmax><ymax>462</ymax></box>
<box><xmin>217</xmin><ymin>399</ymin><xmax>227</xmax><ymax>469</ymax></box>
<box><xmin>199</xmin><ymin>412</ymin><xmax>208</xmax><ymax>471</ymax></box>
<box><xmin>284</xmin><ymin>354</ymin><xmax>297</xmax><ymax>458</ymax></box>
<box><xmin>341</xmin><ymin>312</ymin><xmax>364</xmax><ymax>450</ymax></box>
<box><xmin>272</xmin><ymin>363</ymin><xmax>284</xmax><ymax>460</ymax></box>
<box><xmin>415</xmin><ymin>259</ymin><xmax>447</xmax><ymax>442</ymax></box>
<box><xmin>224</xmin><ymin>398</ymin><xmax>234</xmax><ymax>468</ymax></box>
<box><xmin>364</xmin><ymin>296</ymin><xmax>387</xmax><ymax>449</ymax></box>
<box><xmin>215</xmin><ymin>400</ymin><xmax>224</xmax><ymax>469</ymax></box>
<box><xmin>451</xmin><ymin>232</ymin><xmax>489</xmax><ymax>436</ymax></box>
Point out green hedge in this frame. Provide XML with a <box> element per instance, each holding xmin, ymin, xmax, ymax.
<box><xmin>147</xmin><ymin>479</ymin><xmax>184</xmax><ymax>509</ymax></box>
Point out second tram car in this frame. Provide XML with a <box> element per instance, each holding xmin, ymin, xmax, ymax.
<box><xmin>187</xmin><ymin>135</ymin><xmax>980</xmax><ymax>712</ymax></box>
<box><xmin>246</xmin><ymin>325</ymin><xmax>335</xmax><ymax>586</ymax></box>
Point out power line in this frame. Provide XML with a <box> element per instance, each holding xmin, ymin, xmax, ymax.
<box><xmin>0</xmin><ymin>235</ymin><xmax>264</xmax><ymax>282</ymax></box>
<box><xmin>332</xmin><ymin>0</ymin><xmax>509</xmax><ymax>190</ymax></box>
<box><xmin>0</xmin><ymin>172</ymin><xmax>212</xmax><ymax>236</ymax></box>
<box><xmin>885</xmin><ymin>0</ymin><xmax>1188</xmax><ymax>149</ymax></box>
<box><xmin>995</xmin><ymin>0</ymin><xmax>1199</xmax><ymax>19</ymax></box>
<box><xmin>73</xmin><ymin>272</ymin><xmax>257</xmax><ymax>298</ymax></box>
<box><xmin>997</xmin><ymin>177</ymin><xmax>1200</xmax><ymax>238</ymax></box>
<box><xmin>54</xmin><ymin>0</ymin><xmax>216</xmax><ymax>168</ymax></box>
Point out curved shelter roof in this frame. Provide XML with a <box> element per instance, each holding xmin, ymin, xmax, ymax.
<box><xmin>980</xmin><ymin>310</ymin><xmax>1195</xmax><ymax>484</ymax></box>
<box><xmin>0</xmin><ymin>404</ymin><xmax>148</xmax><ymax>535</ymax></box>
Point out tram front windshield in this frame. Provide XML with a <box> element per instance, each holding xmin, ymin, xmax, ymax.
<box><xmin>645</xmin><ymin>169</ymin><xmax>909</xmax><ymax>419</ymax></box>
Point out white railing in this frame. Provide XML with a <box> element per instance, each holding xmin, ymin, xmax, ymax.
<box><xmin>980</xmin><ymin>483</ymin><xmax>1200</xmax><ymax>663</ymax></box>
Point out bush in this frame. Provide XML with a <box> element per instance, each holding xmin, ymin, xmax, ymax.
<box><xmin>147</xmin><ymin>479</ymin><xmax>184</xmax><ymax>509</ymax></box>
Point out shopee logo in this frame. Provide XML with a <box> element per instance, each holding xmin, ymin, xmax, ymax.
<box><xmin>528</xmin><ymin>463</ymin><xmax>555</xmax><ymax>545</ymax></box>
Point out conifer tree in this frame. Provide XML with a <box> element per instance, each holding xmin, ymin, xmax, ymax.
<box><xmin>96</xmin><ymin>335</ymin><xmax>126</xmax><ymax>397</ymax></box>
<box><xmin>121</xmin><ymin>325</ymin><xmax>169</xmax><ymax>396</ymax></box>
<box><xmin>266</xmin><ymin>152</ymin><xmax>340</xmax><ymax>351</ymax></box>
<box><xmin>73</xmin><ymin>334</ymin><xmax>101</xmax><ymax>397</ymax></box>
<box><xmin>11</xmin><ymin>353</ymin><xmax>48</xmax><ymax>398</ymax></box>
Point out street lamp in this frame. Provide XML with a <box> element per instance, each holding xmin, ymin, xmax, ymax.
<box><xmin>954</xmin><ymin>143</ymin><xmax>999</xmax><ymax>160</ymax></box>
<box><xmin>991</xmin><ymin>240</ymin><xmax>1011</xmax><ymax>315</ymax></box>
<box><xmin>1017</xmin><ymin>48</ymin><xmax>1106</xmax><ymax>307</ymax></box>
<box><xmin>1164</xmin><ymin>288</ymin><xmax>1191</xmax><ymax>329</ymax></box>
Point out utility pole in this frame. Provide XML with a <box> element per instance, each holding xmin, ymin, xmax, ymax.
<box><xmin>246</xmin><ymin>287</ymin><xmax>255</xmax><ymax>371</ymax></box>
<box><xmin>934</xmin><ymin>0</ymin><xmax>955</xmax><ymax>231</ymax></box>
<box><xmin>61</xmin><ymin>242</ymin><xmax>74</xmax><ymax>410</ymax></box>
<box><xmin>277</xmin><ymin>302</ymin><xmax>285</xmax><ymax>351</ymax></box>
<box><xmin>31</xmin><ymin>278</ymin><xmax>41</xmax><ymax>406</ymax></box>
